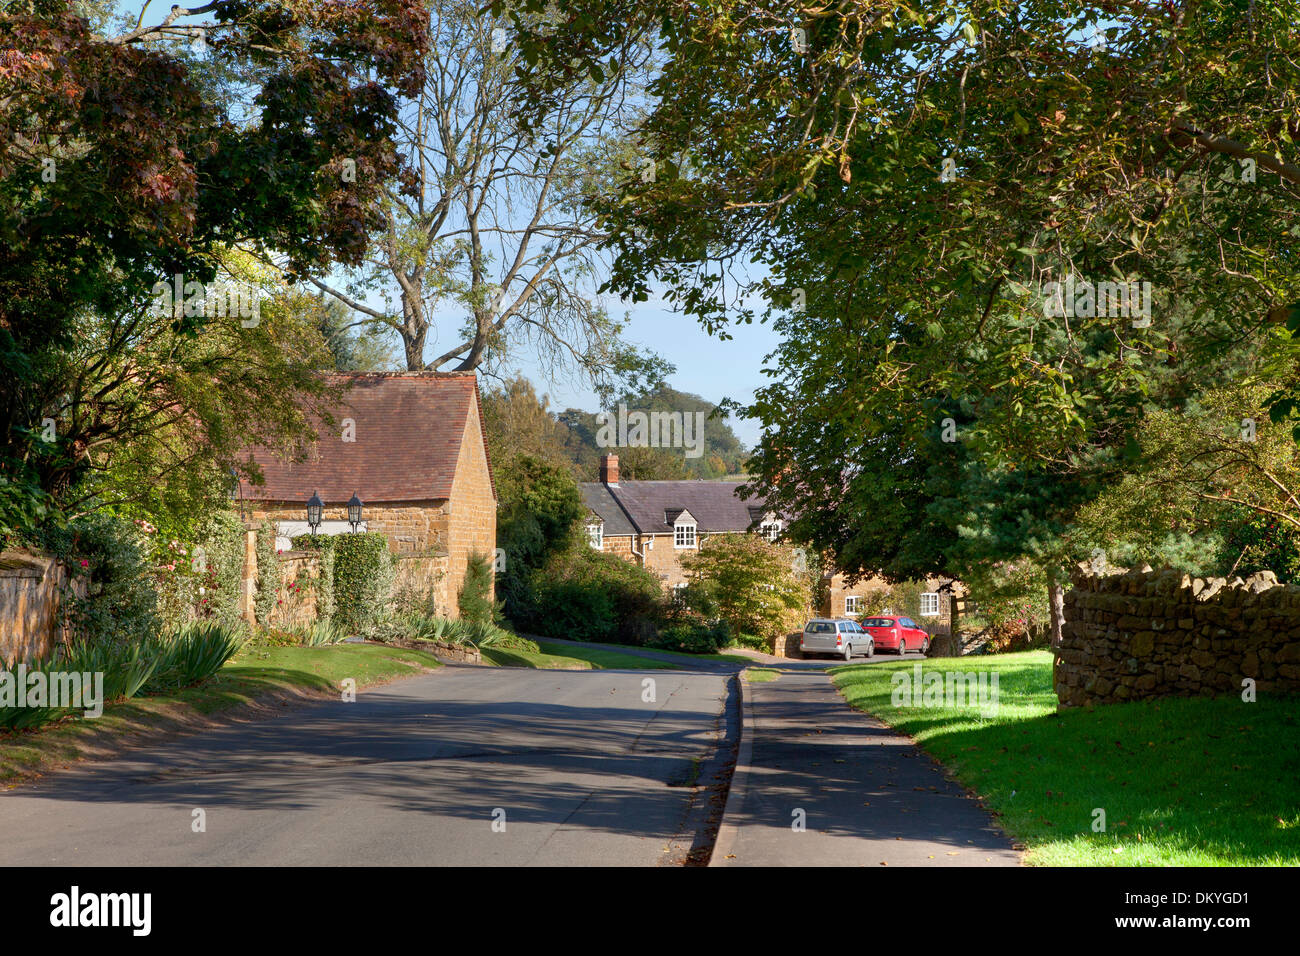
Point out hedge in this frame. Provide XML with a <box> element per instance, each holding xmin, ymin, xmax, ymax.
<box><xmin>330</xmin><ymin>532</ymin><xmax>394</xmax><ymax>631</ymax></box>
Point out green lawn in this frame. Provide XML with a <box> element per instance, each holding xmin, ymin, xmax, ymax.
<box><xmin>0</xmin><ymin>642</ymin><xmax>441</xmax><ymax>785</ymax></box>
<box><xmin>743</xmin><ymin>667</ymin><xmax>780</xmax><ymax>683</ymax></box>
<box><xmin>481</xmin><ymin>639</ymin><xmax>679</xmax><ymax>670</ymax></box>
<box><xmin>831</xmin><ymin>651</ymin><xmax>1300</xmax><ymax>866</ymax></box>
<box><xmin>638</xmin><ymin>646</ymin><xmax>754</xmax><ymax>665</ymax></box>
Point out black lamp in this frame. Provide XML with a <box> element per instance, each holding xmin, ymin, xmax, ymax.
<box><xmin>228</xmin><ymin>466</ymin><xmax>244</xmax><ymax>519</ymax></box>
<box><xmin>347</xmin><ymin>492</ymin><xmax>363</xmax><ymax>533</ymax></box>
<box><xmin>306</xmin><ymin>491</ymin><xmax>323</xmax><ymax>536</ymax></box>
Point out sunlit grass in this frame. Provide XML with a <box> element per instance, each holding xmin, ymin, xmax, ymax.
<box><xmin>831</xmin><ymin>651</ymin><xmax>1300</xmax><ymax>866</ymax></box>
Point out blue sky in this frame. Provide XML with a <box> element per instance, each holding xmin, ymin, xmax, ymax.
<box><xmin>506</xmin><ymin>294</ymin><xmax>782</xmax><ymax>452</ymax></box>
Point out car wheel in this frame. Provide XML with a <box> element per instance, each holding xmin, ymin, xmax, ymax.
<box><xmin>922</xmin><ymin>638</ymin><xmax>930</xmax><ymax>655</ymax></box>
<box><xmin>898</xmin><ymin>638</ymin><xmax>907</xmax><ymax>656</ymax></box>
<box><xmin>866</xmin><ymin>640</ymin><xmax>874</xmax><ymax>658</ymax></box>
<box><xmin>843</xmin><ymin>644</ymin><xmax>853</xmax><ymax>662</ymax></box>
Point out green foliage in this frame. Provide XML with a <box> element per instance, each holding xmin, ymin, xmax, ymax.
<box><xmin>148</xmin><ymin>622</ymin><xmax>246</xmax><ymax>691</ymax></box>
<box><xmin>332</xmin><ymin>532</ymin><xmax>395</xmax><ymax>632</ymax></box>
<box><xmin>1</xmin><ymin>620</ymin><xmax>244</xmax><ymax>731</ymax></box>
<box><xmin>35</xmin><ymin>513</ymin><xmax>159</xmax><ymax>646</ymax></box>
<box><xmin>495</xmin><ymin>454</ymin><xmax>587</xmax><ymax>621</ymax></box>
<box><xmin>457</xmin><ymin>551</ymin><xmax>500</xmax><ymax>624</ymax></box>
<box><xmin>253</xmin><ymin>521</ymin><xmax>279</xmax><ymax>628</ymax></box>
<box><xmin>291</xmin><ymin>534</ymin><xmax>337</xmax><ymax>625</ymax></box>
<box><xmin>498</xmin><ymin>0</ymin><xmax>1300</xmax><ymax>611</ymax></box>
<box><xmin>301</xmin><ymin>618</ymin><xmax>350</xmax><ymax>647</ymax></box>
<box><xmin>1216</xmin><ymin>509</ymin><xmax>1300</xmax><ymax>582</ymax></box>
<box><xmin>526</xmin><ymin>548</ymin><xmax>664</xmax><ymax>644</ymax></box>
<box><xmin>680</xmin><ymin>535</ymin><xmax>808</xmax><ymax>642</ymax></box>
<box><xmin>645</xmin><ymin>620</ymin><xmax>729</xmax><ymax>655</ymax></box>
<box><xmin>370</xmin><ymin>611</ymin><xmax>532</xmax><ymax>652</ymax></box>
<box><xmin>150</xmin><ymin>508</ymin><xmax>247</xmax><ymax>632</ymax></box>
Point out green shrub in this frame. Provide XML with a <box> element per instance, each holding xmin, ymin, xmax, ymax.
<box><xmin>301</xmin><ymin>617</ymin><xmax>349</xmax><ymax>647</ymax></box>
<box><xmin>253</xmin><ymin>520</ymin><xmax>279</xmax><ymax>627</ymax></box>
<box><xmin>148</xmin><ymin>622</ymin><xmax>245</xmax><ymax>690</ymax></box>
<box><xmin>153</xmin><ymin>509</ymin><xmax>248</xmax><ymax>633</ymax></box>
<box><xmin>527</xmin><ymin>548</ymin><xmax>664</xmax><ymax>644</ymax></box>
<box><xmin>290</xmin><ymin>534</ymin><xmax>340</xmax><ymax>625</ymax></box>
<box><xmin>36</xmin><ymin>513</ymin><xmax>160</xmax><ymax>646</ymax></box>
<box><xmin>332</xmin><ymin>532</ymin><xmax>395</xmax><ymax>631</ymax></box>
<box><xmin>646</xmin><ymin>621</ymin><xmax>729</xmax><ymax>655</ymax></box>
<box><xmin>458</xmin><ymin>551</ymin><xmax>500</xmax><ymax>624</ymax></box>
<box><xmin>726</xmin><ymin>630</ymin><xmax>773</xmax><ymax>653</ymax></box>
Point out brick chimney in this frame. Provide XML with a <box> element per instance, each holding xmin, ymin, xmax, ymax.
<box><xmin>600</xmin><ymin>453</ymin><xmax>619</xmax><ymax>486</ymax></box>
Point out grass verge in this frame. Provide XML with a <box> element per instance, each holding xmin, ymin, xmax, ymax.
<box><xmin>0</xmin><ymin>642</ymin><xmax>441</xmax><ymax>786</ymax></box>
<box><xmin>742</xmin><ymin>667</ymin><xmax>780</xmax><ymax>683</ymax></box>
<box><xmin>480</xmin><ymin>640</ymin><xmax>680</xmax><ymax>670</ymax></box>
<box><xmin>830</xmin><ymin>650</ymin><xmax>1300</xmax><ymax>866</ymax></box>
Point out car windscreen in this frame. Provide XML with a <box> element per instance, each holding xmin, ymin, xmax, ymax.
<box><xmin>861</xmin><ymin>618</ymin><xmax>894</xmax><ymax>628</ymax></box>
<box><xmin>804</xmin><ymin>621</ymin><xmax>835</xmax><ymax>634</ymax></box>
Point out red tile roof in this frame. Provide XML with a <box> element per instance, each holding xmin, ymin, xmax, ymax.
<box><xmin>240</xmin><ymin>372</ymin><xmax>495</xmax><ymax>504</ymax></box>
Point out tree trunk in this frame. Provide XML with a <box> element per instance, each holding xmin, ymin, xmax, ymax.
<box><xmin>1048</xmin><ymin>579</ymin><xmax>1065</xmax><ymax>648</ymax></box>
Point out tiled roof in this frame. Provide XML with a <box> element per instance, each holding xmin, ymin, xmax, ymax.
<box><xmin>578</xmin><ymin>480</ymin><xmax>775</xmax><ymax>535</ymax></box>
<box><xmin>579</xmin><ymin>483</ymin><xmax>637</xmax><ymax>536</ymax></box>
<box><xmin>240</xmin><ymin>372</ymin><xmax>495</xmax><ymax>504</ymax></box>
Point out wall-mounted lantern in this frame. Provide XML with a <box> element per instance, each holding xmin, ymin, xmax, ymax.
<box><xmin>347</xmin><ymin>492</ymin><xmax>363</xmax><ymax>533</ymax></box>
<box><xmin>306</xmin><ymin>491</ymin><xmax>323</xmax><ymax>537</ymax></box>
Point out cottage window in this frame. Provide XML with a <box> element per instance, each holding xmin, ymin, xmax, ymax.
<box><xmin>674</xmin><ymin>519</ymin><xmax>696</xmax><ymax>549</ymax></box>
<box><xmin>844</xmin><ymin>595</ymin><xmax>862</xmax><ymax>616</ymax></box>
<box><xmin>759</xmin><ymin>519</ymin><xmax>782</xmax><ymax>542</ymax></box>
<box><xmin>587</xmin><ymin>521</ymin><xmax>604</xmax><ymax>550</ymax></box>
<box><xmin>920</xmin><ymin>592</ymin><xmax>940</xmax><ymax>617</ymax></box>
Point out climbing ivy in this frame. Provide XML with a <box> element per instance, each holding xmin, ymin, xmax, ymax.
<box><xmin>253</xmin><ymin>520</ymin><xmax>279</xmax><ymax>627</ymax></box>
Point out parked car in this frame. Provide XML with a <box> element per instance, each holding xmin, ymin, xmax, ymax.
<box><xmin>800</xmin><ymin>618</ymin><xmax>875</xmax><ymax>661</ymax></box>
<box><xmin>859</xmin><ymin>615</ymin><xmax>931</xmax><ymax>655</ymax></box>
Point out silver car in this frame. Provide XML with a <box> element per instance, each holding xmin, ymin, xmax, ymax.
<box><xmin>800</xmin><ymin>618</ymin><xmax>874</xmax><ymax>661</ymax></box>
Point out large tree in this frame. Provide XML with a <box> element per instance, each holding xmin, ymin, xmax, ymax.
<box><xmin>310</xmin><ymin>0</ymin><xmax>665</xmax><ymax>393</ymax></box>
<box><xmin>498</xmin><ymin>0</ymin><xmax>1300</xmax><ymax>638</ymax></box>
<box><xmin>0</xmin><ymin>0</ymin><xmax>427</xmax><ymax>534</ymax></box>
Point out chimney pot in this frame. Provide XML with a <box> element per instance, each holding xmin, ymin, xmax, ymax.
<box><xmin>600</xmin><ymin>454</ymin><xmax>620</xmax><ymax>485</ymax></box>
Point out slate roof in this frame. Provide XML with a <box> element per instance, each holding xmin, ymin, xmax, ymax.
<box><xmin>578</xmin><ymin>480</ymin><xmax>776</xmax><ymax>535</ymax></box>
<box><xmin>579</xmin><ymin>483</ymin><xmax>637</xmax><ymax>536</ymax></box>
<box><xmin>240</xmin><ymin>372</ymin><xmax>494</xmax><ymax>504</ymax></box>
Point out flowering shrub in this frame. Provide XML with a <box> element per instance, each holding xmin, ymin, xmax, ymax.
<box><xmin>148</xmin><ymin>510</ymin><xmax>246</xmax><ymax>632</ymax></box>
<box><xmin>36</xmin><ymin>513</ymin><xmax>159</xmax><ymax>646</ymax></box>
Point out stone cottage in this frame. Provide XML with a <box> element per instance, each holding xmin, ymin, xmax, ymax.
<box><xmin>578</xmin><ymin>454</ymin><xmax>954</xmax><ymax>623</ymax></box>
<box><xmin>238</xmin><ymin>371</ymin><xmax>496</xmax><ymax>616</ymax></box>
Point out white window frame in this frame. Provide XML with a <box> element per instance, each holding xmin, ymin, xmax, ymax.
<box><xmin>844</xmin><ymin>595</ymin><xmax>862</xmax><ymax>616</ymax></box>
<box><xmin>920</xmin><ymin>592</ymin><xmax>940</xmax><ymax>617</ymax></box>
<box><xmin>759</xmin><ymin>518</ymin><xmax>783</xmax><ymax>542</ymax></box>
<box><xmin>586</xmin><ymin>520</ymin><xmax>604</xmax><ymax>550</ymax></box>
<box><xmin>674</xmin><ymin>518</ymin><xmax>697</xmax><ymax>549</ymax></box>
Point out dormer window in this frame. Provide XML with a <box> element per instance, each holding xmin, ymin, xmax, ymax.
<box><xmin>759</xmin><ymin>513</ymin><xmax>783</xmax><ymax>542</ymax></box>
<box><xmin>673</xmin><ymin>510</ymin><xmax>697</xmax><ymax>549</ymax></box>
<box><xmin>586</xmin><ymin>519</ymin><xmax>604</xmax><ymax>550</ymax></box>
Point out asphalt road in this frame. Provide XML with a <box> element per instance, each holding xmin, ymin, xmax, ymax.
<box><xmin>0</xmin><ymin>665</ymin><xmax>734</xmax><ymax>866</ymax></box>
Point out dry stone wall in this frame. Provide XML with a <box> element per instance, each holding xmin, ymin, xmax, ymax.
<box><xmin>1056</xmin><ymin>563</ymin><xmax>1300</xmax><ymax>707</ymax></box>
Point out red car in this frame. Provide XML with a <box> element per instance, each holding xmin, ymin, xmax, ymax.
<box><xmin>860</xmin><ymin>615</ymin><xmax>930</xmax><ymax>655</ymax></box>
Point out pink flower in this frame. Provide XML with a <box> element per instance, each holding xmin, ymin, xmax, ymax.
<box><xmin>79</xmin><ymin>559</ymin><xmax>88</xmax><ymax>569</ymax></box>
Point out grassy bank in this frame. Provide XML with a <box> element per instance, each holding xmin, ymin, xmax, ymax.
<box><xmin>0</xmin><ymin>642</ymin><xmax>441</xmax><ymax>785</ymax></box>
<box><xmin>481</xmin><ymin>639</ymin><xmax>680</xmax><ymax>670</ymax></box>
<box><xmin>831</xmin><ymin>650</ymin><xmax>1300</xmax><ymax>866</ymax></box>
